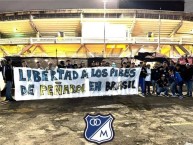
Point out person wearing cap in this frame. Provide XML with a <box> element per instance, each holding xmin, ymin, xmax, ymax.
<box><xmin>183</xmin><ymin>63</ymin><xmax>193</xmax><ymax>97</ymax></box>
<box><xmin>156</xmin><ymin>74</ymin><xmax>169</xmax><ymax>96</ymax></box>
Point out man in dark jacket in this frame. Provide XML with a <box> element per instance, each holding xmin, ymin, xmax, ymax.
<box><xmin>183</xmin><ymin>63</ymin><xmax>193</xmax><ymax>97</ymax></box>
<box><xmin>151</xmin><ymin>63</ymin><xmax>161</xmax><ymax>94</ymax></box>
<box><xmin>3</xmin><ymin>59</ymin><xmax>15</xmax><ymax>102</ymax></box>
<box><xmin>159</xmin><ymin>61</ymin><xmax>169</xmax><ymax>78</ymax></box>
<box><xmin>139</xmin><ymin>62</ymin><xmax>147</xmax><ymax>96</ymax></box>
<box><xmin>58</xmin><ymin>61</ymin><xmax>66</xmax><ymax>68</ymax></box>
<box><xmin>66</xmin><ymin>60</ymin><xmax>73</xmax><ymax>68</ymax></box>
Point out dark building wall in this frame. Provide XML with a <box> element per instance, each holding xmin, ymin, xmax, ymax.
<box><xmin>119</xmin><ymin>0</ymin><xmax>184</xmax><ymax>11</ymax></box>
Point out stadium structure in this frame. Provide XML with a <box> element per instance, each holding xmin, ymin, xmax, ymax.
<box><xmin>0</xmin><ymin>8</ymin><xmax>193</xmax><ymax>59</ymax></box>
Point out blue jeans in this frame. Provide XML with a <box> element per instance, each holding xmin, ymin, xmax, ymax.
<box><xmin>5</xmin><ymin>81</ymin><xmax>12</xmax><ymax>100</ymax></box>
<box><xmin>151</xmin><ymin>80</ymin><xmax>157</xmax><ymax>93</ymax></box>
<box><xmin>157</xmin><ymin>86</ymin><xmax>168</xmax><ymax>95</ymax></box>
<box><xmin>139</xmin><ymin>77</ymin><xmax>145</xmax><ymax>94</ymax></box>
<box><xmin>145</xmin><ymin>81</ymin><xmax>151</xmax><ymax>94</ymax></box>
<box><xmin>170</xmin><ymin>82</ymin><xmax>183</xmax><ymax>96</ymax></box>
<box><xmin>185</xmin><ymin>80</ymin><xmax>193</xmax><ymax>96</ymax></box>
<box><xmin>170</xmin><ymin>82</ymin><xmax>176</xmax><ymax>96</ymax></box>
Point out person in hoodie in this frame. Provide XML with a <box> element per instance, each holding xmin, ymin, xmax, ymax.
<box><xmin>168</xmin><ymin>69</ymin><xmax>183</xmax><ymax>98</ymax></box>
<box><xmin>183</xmin><ymin>63</ymin><xmax>193</xmax><ymax>97</ymax></box>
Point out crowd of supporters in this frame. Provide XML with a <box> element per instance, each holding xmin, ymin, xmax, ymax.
<box><xmin>0</xmin><ymin>58</ymin><xmax>193</xmax><ymax>102</ymax></box>
<box><xmin>120</xmin><ymin>59</ymin><xmax>193</xmax><ymax>98</ymax></box>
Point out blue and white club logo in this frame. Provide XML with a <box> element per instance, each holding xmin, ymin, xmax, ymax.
<box><xmin>84</xmin><ymin>114</ymin><xmax>115</xmax><ymax>144</ymax></box>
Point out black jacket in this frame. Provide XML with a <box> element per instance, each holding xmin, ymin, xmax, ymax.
<box><xmin>183</xmin><ymin>67</ymin><xmax>193</xmax><ymax>81</ymax></box>
<box><xmin>157</xmin><ymin>78</ymin><xmax>168</xmax><ymax>87</ymax></box>
<box><xmin>3</xmin><ymin>64</ymin><xmax>13</xmax><ymax>81</ymax></box>
<box><xmin>140</xmin><ymin>67</ymin><xmax>147</xmax><ymax>78</ymax></box>
<box><xmin>151</xmin><ymin>68</ymin><xmax>161</xmax><ymax>81</ymax></box>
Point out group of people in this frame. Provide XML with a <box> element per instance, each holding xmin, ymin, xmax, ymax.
<box><xmin>137</xmin><ymin>61</ymin><xmax>193</xmax><ymax>98</ymax></box>
<box><xmin>0</xmin><ymin>57</ymin><xmax>193</xmax><ymax>102</ymax></box>
<box><xmin>19</xmin><ymin>60</ymin><xmax>86</xmax><ymax>70</ymax></box>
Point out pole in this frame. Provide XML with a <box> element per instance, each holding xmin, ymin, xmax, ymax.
<box><xmin>158</xmin><ymin>8</ymin><xmax>161</xmax><ymax>53</ymax></box>
<box><xmin>103</xmin><ymin>1</ymin><xmax>106</xmax><ymax>58</ymax></box>
<box><xmin>56</xmin><ymin>48</ymin><xmax>58</xmax><ymax>66</ymax></box>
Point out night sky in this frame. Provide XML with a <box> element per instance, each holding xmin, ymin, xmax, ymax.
<box><xmin>0</xmin><ymin>0</ymin><xmax>185</xmax><ymax>12</ymax></box>
<box><xmin>119</xmin><ymin>0</ymin><xmax>184</xmax><ymax>11</ymax></box>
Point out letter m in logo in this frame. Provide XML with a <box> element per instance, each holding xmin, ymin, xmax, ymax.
<box><xmin>100</xmin><ymin>130</ymin><xmax>108</xmax><ymax>137</ymax></box>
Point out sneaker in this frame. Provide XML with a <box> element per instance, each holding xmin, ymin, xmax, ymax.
<box><xmin>9</xmin><ymin>99</ymin><xmax>16</xmax><ymax>102</ymax></box>
<box><xmin>6</xmin><ymin>99</ymin><xmax>16</xmax><ymax>102</ymax></box>
<box><xmin>163</xmin><ymin>94</ymin><xmax>169</xmax><ymax>97</ymax></box>
<box><xmin>171</xmin><ymin>95</ymin><xmax>177</xmax><ymax>98</ymax></box>
<box><xmin>0</xmin><ymin>101</ymin><xmax>8</xmax><ymax>105</ymax></box>
<box><xmin>179</xmin><ymin>96</ymin><xmax>183</xmax><ymax>99</ymax></box>
<box><xmin>139</xmin><ymin>93</ymin><xmax>145</xmax><ymax>97</ymax></box>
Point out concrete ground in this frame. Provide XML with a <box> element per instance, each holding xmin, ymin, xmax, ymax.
<box><xmin>1</xmin><ymin>95</ymin><xmax>193</xmax><ymax>145</ymax></box>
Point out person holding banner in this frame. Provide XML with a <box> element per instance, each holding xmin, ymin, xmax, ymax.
<box><xmin>36</xmin><ymin>61</ymin><xmax>43</xmax><ymax>69</ymax></box>
<box><xmin>66</xmin><ymin>60</ymin><xmax>73</xmax><ymax>68</ymax></box>
<box><xmin>22</xmin><ymin>61</ymin><xmax>28</xmax><ymax>67</ymax></box>
<box><xmin>46</xmin><ymin>62</ymin><xmax>55</xmax><ymax>71</ymax></box>
<box><xmin>3</xmin><ymin>59</ymin><xmax>15</xmax><ymax>102</ymax></box>
<box><xmin>79</xmin><ymin>61</ymin><xmax>86</xmax><ymax>68</ymax></box>
<box><xmin>58</xmin><ymin>61</ymin><xmax>66</xmax><ymax>68</ymax></box>
<box><xmin>139</xmin><ymin>62</ymin><xmax>147</xmax><ymax>96</ymax></box>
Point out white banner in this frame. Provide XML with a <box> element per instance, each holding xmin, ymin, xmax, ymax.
<box><xmin>14</xmin><ymin>67</ymin><xmax>141</xmax><ymax>101</ymax></box>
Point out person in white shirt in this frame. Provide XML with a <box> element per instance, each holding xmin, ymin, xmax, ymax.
<box><xmin>145</xmin><ymin>64</ymin><xmax>151</xmax><ymax>95</ymax></box>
